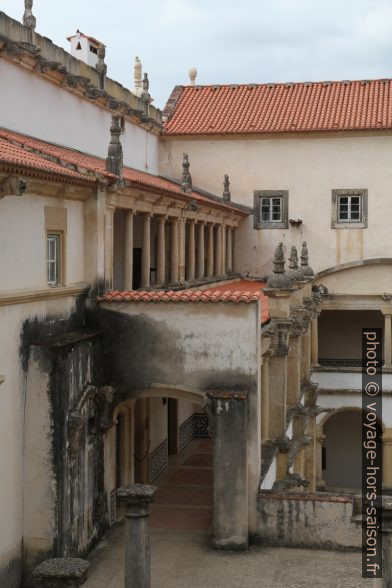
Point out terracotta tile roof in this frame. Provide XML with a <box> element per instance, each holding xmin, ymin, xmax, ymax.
<box><xmin>0</xmin><ymin>136</ymin><xmax>95</xmax><ymax>184</ymax></box>
<box><xmin>100</xmin><ymin>280</ymin><xmax>269</xmax><ymax>324</ymax></box>
<box><xmin>163</xmin><ymin>79</ymin><xmax>392</xmax><ymax>136</ymax></box>
<box><xmin>0</xmin><ymin>128</ymin><xmax>247</xmax><ymax>214</ymax></box>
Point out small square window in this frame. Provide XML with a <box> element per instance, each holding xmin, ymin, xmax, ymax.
<box><xmin>254</xmin><ymin>191</ymin><xmax>288</xmax><ymax>229</ymax></box>
<box><xmin>332</xmin><ymin>189</ymin><xmax>368</xmax><ymax>228</ymax></box>
<box><xmin>47</xmin><ymin>234</ymin><xmax>61</xmax><ymax>286</ymax></box>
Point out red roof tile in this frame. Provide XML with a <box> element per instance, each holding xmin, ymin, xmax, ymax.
<box><xmin>100</xmin><ymin>280</ymin><xmax>269</xmax><ymax>324</ymax></box>
<box><xmin>0</xmin><ymin>137</ymin><xmax>95</xmax><ymax>184</ymax></box>
<box><xmin>163</xmin><ymin>80</ymin><xmax>392</xmax><ymax>136</ymax></box>
<box><xmin>0</xmin><ymin>128</ymin><xmax>247</xmax><ymax>214</ymax></box>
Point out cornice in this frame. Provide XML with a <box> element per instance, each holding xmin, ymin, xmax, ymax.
<box><xmin>0</xmin><ymin>282</ymin><xmax>90</xmax><ymax>307</ymax></box>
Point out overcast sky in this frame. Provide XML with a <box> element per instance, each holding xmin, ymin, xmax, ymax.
<box><xmin>2</xmin><ymin>0</ymin><xmax>392</xmax><ymax>108</ymax></box>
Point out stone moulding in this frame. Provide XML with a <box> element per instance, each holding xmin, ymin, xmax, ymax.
<box><xmin>0</xmin><ymin>282</ymin><xmax>90</xmax><ymax>307</ymax></box>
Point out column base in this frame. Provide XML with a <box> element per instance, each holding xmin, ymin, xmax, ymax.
<box><xmin>213</xmin><ymin>537</ymin><xmax>248</xmax><ymax>551</ymax></box>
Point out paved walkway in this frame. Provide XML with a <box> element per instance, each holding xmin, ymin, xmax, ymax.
<box><xmin>84</xmin><ymin>439</ymin><xmax>373</xmax><ymax>588</ymax></box>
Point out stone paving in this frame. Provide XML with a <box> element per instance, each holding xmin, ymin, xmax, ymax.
<box><xmin>84</xmin><ymin>439</ymin><xmax>374</xmax><ymax>588</ymax></box>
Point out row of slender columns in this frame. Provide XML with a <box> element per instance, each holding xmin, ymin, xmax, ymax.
<box><xmin>107</xmin><ymin>208</ymin><xmax>235</xmax><ymax>290</ymax></box>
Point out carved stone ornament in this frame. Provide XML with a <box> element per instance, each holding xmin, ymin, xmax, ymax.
<box><xmin>105</xmin><ymin>114</ymin><xmax>123</xmax><ymax>179</ymax></box>
<box><xmin>23</xmin><ymin>0</ymin><xmax>36</xmax><ymax>30</ymax></box>
<box><xmin>181</xmin><ymin>153</ymin><xmax>192</xmax><ymax>193</ymax></box>
<box><xmin>299</xmin><ymin>241</ymin><xmax>314</xmax><ymax>278</ymax></box>
<box><xmin>266</xmin><ymin>243</ymin><xmax>293</xmax><ymax>289</ymax></box>
<box><xmin>287</xmin><ymin>246</ymin><xmax>303</xmax><ymax>281</ymax></box>
<box><xmin>0</xmin><ymin>176</ymin><xmax>27</xmax><ymax>197</ymax></box>
<box><xmin>222</xmin><ymin>174</ymin><xmax>231</xmax><ymax>202</ymax></box>
<box><xmin>271</xmin><ymin>319</ymin><xmax>292</xmax><ymax>356</ymax></box>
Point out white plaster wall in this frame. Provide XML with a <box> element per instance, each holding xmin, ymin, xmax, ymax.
<box><xmin>160</xmin><ymin>134</ymin><xmax>392</xmax><ymax>276</ymax></box>
<box><xmin>178</xmin><ymin>399</ymin><xmax>198</xmax><ymax>426</ymax></box>
<box><xmin>0</xmin><ymin>295</ymin><xmax>79</xmax><ymax>575</ymax></box>
<box><xmin>149</xmin><ymin>397</ymin><xmax>168</xmax><ymax>452</ymax></box>
<box><xmin>0</xmin><ymin>60</ymin><xmax>159</xmax><ymax>174</ymax></box>
<box><xmin>0</xmin><ymin>194</ymin><xmax>84</xmax><ymax>291</ymax></box>
<box><xmin>315</xmin><ymin>391</ymin><xmax>392</xmax><ymax>428</ymax></box>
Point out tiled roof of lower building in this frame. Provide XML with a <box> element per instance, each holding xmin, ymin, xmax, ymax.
<box><xmin>0</xmin><ymin>128</ymin><xmax>248</xmax><ymax>214</ymax></box>
<box><xmin>163</xmin><ymin>79</ymin><xmax>392</xmax><ymax>136</ymax></box>
<box><xmin>100</xmin><ymin>280</ymin><xmax>269</xmax><ymax>324</ymax></box>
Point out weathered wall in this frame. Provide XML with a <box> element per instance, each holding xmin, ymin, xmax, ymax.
<box><xmin>257</xmin><ymin>492</ymin><xmax>361</xmax><ymax>549</ymax></box>
<box><xmin>97</xmin><ymin>300</ymin><xmax>262</xmax><ymax>533</ymax></box>
<box><xmin>160</xmin><ymin>134</ymin><xmax>392</xmax><ymax>277</ymax></box>
<box><xmin>0</xmin><ymin>59</ymin><xmax>159</xmax><ymax>174</ymax></box>
<box><xmin>149</xmin><ymin>398</ymin><xmax>168</xmax><ymax>452</ymax></box>
<box><xmin>315</xmin><ymin>263</ymin><xmax>392</xmax><ymax>295</ymax></box>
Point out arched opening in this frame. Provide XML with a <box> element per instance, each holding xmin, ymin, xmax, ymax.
<box><xmin>322</xmin><ymin>409</ymin><xmax>382</xmax><ymax>490</ymax></box>
<box><xmin>105</xmin><ymin>388</ymin><xmax>212</xmax><ymax>531</ymax></box>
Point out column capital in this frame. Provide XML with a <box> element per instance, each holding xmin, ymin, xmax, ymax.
<box><xmin>382</xmin><ymin>310</ymin><xmax>392</xmax><ymax>317</ymax></box>
<box><xmin>158</xmin><ymin>214</ymin><xmax>168</xmax><ymax>223</ymax></box>
<box><xmin>117</xmin><ymin>483</ymin><xmax>157</xmax><ymax>510</ymax></box>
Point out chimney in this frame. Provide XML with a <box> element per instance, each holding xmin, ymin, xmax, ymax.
<box><xmin>67</xmin><ymin>30</ymin><xmax>105</xmax><ymax>68</ymax></box>
<box><xmin>133</xmin><ymin>56</ymin><xmax>143</xmax><ymax>97</ymax></box>
<box><xmin>188</xmin><ymin>67</ymin><xmax>197</xmax><ymax>86</ymax></box>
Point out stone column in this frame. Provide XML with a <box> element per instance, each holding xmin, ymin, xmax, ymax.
<box><xmin>178</xmin><ymin>218</ymin><xmax>186</xmax><ymax>283</ymax></box>
<box><xmin>117</xmin><ymin>484</ymin><xmax>157</xmax><ymax>588</ymax></box>
<box><xmin>214</xmin><ymin>225</ymin><xmax>222</xmax><ymax>277</ymax></box>
<box><xmin>123</xmin><ymin>210</ymin><xmax>134</xmax><ymax>290</ymax></box>
<box><xmin>104</xmin><ymin>205</ymin><xmax>115</xmax><ymax>290</ymax></box>
<box><xmin>383</xmin><ymin>429</ymin><xmax>392</xmax><ymax>491</ymax></box>
<box><xmin>207</xmin><ymin>390</ymin><xmax>248</xmax><ymax>550</ymax></box>
<box><xmin>269</xmin><ymin>354</ymin><xmax>288</xmax><ymax>438</ymax></box>
<box><xmin>156</xmin><ymin>215</ymin><xmax>166</xmax><ymax>287</ymax></box>
<box><xmin>170</xmin><ymin>218</ymin><xmax>179</xmax><ymax>284</ymax></box>
<box><xmin>207</xmin><ymin>222</ymin><xmax>214</xmax><ymax>277</ymax></box>
<box><xmin>226</xmin><ymin>227</ymin><xmax>233</xmax><ymax>274</ymax></box>
<box><xmin>32</xmin><ymin>558</ymin><xmax>90</xmax><ymax>588</ymax></box>
<box><xmin>197</xmin><ymin>221</ymin><xmax>205</xmax><ymax>279</ymax></box>
<box><xmin>287</xmin><ymin>335</ymin><xmax>301</xmax><ymax>407</ymax></box>
<box><xmin>316</xmin><ymin>429</ymin><xmax>326</xmax><ymax>489</ymax></box>
<box><xmin>276</xmin><ymin>441</ymin><xmax>290</xmax><ymax>480</ymax></box>
<box><xmin>261</xmin><ymin>352</ymin><xmax>271</xmax><ymax>442</ymax></box>
<box><xmin>311</xmin><ymin>317</ymin><xmax>319</xmax><ymax>366</ymax></box>
<box><xmin>221</xmin><ymin>224</ymin><xmax>226</xmax><ymax>276</ymax></box>
<box><xmin>141</xmin><ymin>213</ymin><xmax>151</xmax><ymax>289</ymax></box>
<box><xmin>187</xmin><ymin>219</ymin><xmax>195</xmax><ymax>282</ymax></box>
<box><xmin>383</xmin><ymin>313</ymin><xmax>392</xmax><ymax>369</ymax></box>
<box><xmin>301</xmin><ymin>331</ymin><xmax>311</xmax><ymax>382</ymax></box>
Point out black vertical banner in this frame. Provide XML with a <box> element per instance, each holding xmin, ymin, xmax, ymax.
<box><xmin>362</xmin><ymin>328</ymin><xmax>383</xmax><ymax>578</ymax></box>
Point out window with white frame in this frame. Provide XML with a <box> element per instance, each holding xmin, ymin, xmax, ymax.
<box><xmin>332</xmin><ymin>189</ymin><xmax>368</xmax><ymax>228</ymax></box>
<box><xmin>47</xmin><ymin>234</ymin><xmax>61</xmax><ymax>286</ymax></box>
<box><xmin>254</xmin><ymin>190</ymin><xmax>289</xmax><ymax>229</ymax></box>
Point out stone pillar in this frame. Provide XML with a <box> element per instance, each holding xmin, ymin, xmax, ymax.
<box><xmin>221</xmin><ymin>224</ymin><xmax>226</xmax><ymax>275</ymax></box>
<box><xmin>170</xmin><ymin>218</ymin><xmax>179</xmax><ymax>284</ymax></box>
<box><xmin>156</xmin><ymin>215</ymin><xmax>166</xmax><ymax>287</ymax></box>
<box><xmin>316</xmin><ymin>429</ymin><xmax>326</xmax><ymax>489</ymax></box>
<box><xmin>276</xmin><ymin>443</ymin><xmax>290</xmax><ymax>480</ymax></box>
<box><xmin>304</xmin><ymin>411</ymin><xmax>317</xmax><ymax>492</ymax></box>
<box><xmin>301</xmin><ymin>331</ymin><xmax>311</xmax><ymax>382</ymax></box>
<box><xmin>207</xmin><ymin>222</ymin><xmax>214</xmax><ymax>278</ymax></box>
<box><xmin>383</xmin><ymin>429</ymin><xmax>392</xmax><ymax>491</ymax></box>
<box><xmin>261</xmin><ymin>352</ymin><xmax>271</xmax><ymax>442</ymax></box>
<box><xmin>117</xmin><ymin>484</ymin><xmax>157</xmax><ymax>588</ymax></box>
<box><xmin>104</xmin><ymin>205</ymin><xmax>115</xmax><ymax>290</ymax></box>
<box><xmin>207</xmin><ymin>390</ymin><xmax>248</xmax><ymax>550</ymax></box>
<box><xmin>384</xmin><ymin>313</ymin><xmax>392</xmax><ymax>369</ymax></box>
<box><xmin>214</xmin><ymin>225</ymin><xmax>222</xmax><ymax>277</ymax></box>
<box><xmin>141</xmin><ymin>213</ymin><xmax>151</xmax><ymax>289</ymax></box>
<box><xmin>226</xmin><ymin>227</ymin><xmax>233</xmax><ymax>274</ymax></box>
<box><xmin>197</xmin><ymin>221</ymin><xmax>205</xmax><ymax>279</ymax></box>
<box><xmin>123</xmin><ymin>210</ymin><xmax>134</xmax><ymax>290</ymax></box>
<box><xmin>311</xmin><ymin>317</ymin><xmax>319</xmax><ymax>366</ymax></box>
<box><xmin>32</xmin><ymin>558</ymin><xmax>90</xmax><ymax>588</ymax></box>
<box><xmin>269</xmin><ymin>354</ymin><xmax>288</xmax><ymax>438</ymax></box>
<box><xmin>178</xmin><ymin>218</ymin><xmax>186</xmax><ymax>283</ymax></box>
<box><xmin>187</xmin><ymin>219</ymin><xmax>195</xmax><ymax>282</ymax></box>
<box><xmin>287</xmin><ymin>335</ymin><xmax>301</xmax><ymax>407</ymax></box>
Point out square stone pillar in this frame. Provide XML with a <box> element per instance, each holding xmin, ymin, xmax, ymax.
<box><xmin>269</xmin><ymin>354</ymin><xmax>288</xmax><ymax>438</ymax></box>
<box><xmin>104</xmin><ymin>205</ymin><xmax>115</xmax><ymax>290</ymax></box>
<box><xmin>207</xmin><ymin>390</ymin><xmax>248</xmax><ymax>550</ymax></box>
<box><xmin>261</xmin><ymin>352</ymin><xmax>271</xmax><ymax>442</ymax></box>
<box><xmin>287</xmin><ymin>335</ymin><xmax>301</xmax><ymax>407</ymax></box>
<box><xmin>123</xmin><ymin>210</ymin><xmax>134</xmax><ymax>290</ymax></box>
<box><xmin>311</xmin><ymin>317</ymin><xmax>319</xmax><ymax>367</ymax></box>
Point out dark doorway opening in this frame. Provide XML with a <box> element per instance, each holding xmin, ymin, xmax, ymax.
<box><xmin>133</xmin><ymin>248</ymin><xmax>142</xmax><ymax>290</ymax></box>
<box><xmin>168</xmin><ymin>398</ymin><xmax>179</xmax><ymax>455</ymax></box>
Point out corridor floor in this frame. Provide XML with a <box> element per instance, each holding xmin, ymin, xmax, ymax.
<box><xmin>84</xmin><ymin>439</ymin><xmax>373</xmax><ymax>588</ymax></box>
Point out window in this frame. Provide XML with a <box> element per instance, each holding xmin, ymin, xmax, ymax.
<box><xmin>254</xmin><ymin>190</ymin><xmax>289</xmax><ymax>229</ymax></box>
<box><xmin>90</xmin><ymin>44</ymin><xmax>98</xmax><ymax>54</ymax></box>
<box><xmin>76</xmin><ymin>42</ymin><xmax>82</xmax><ymax>50</ymax></box>
<box><xmin>331</xmin><ymin>189</ymin><xmax>368</xmax><ymax>228</ymax></box>
<box><xmin>47</xmin><ymin>234</ymin><xmax>61</xmax><ymax>286</ymax></box>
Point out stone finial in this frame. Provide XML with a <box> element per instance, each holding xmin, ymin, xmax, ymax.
<box><xmin>222</xmin><ymin>174</ymin><xmax>231</xmax><ymax>202</ymax></box>
<box><xmin>266</xmin><ymin>243</ymin><xmax>293</xmax><ymax>289</ymax></box>
<box><xmin>300</xmin><ymin>241</ymin><xmax>314</xmax><ymax>278</ymax></box>
<box><xmin>189</xmin><ymin>67</ymin><xmax>197</xmax><ymax>86</ymax></box>
<box><xmin>287</xmin><ymin>246</ymin><xmax>303</xmax><ymax>280</ymax></box>
<box><xmin>23</xmin><ymin>0</ymin><xmax>36</xmax><ymax>30</ymax></box>
<box><xmin>96</xmin><ymin>44</ymin><xmax>107</xmax><ymax>90</ymax></box>
<box><xmin>105</xmin><ymin>115</ymin><xmax>123</xmax><ymax>179</ymax></box>
<box><xmin>133</xmin><ymin>56</ymin><xmax>142</xmax><ymax>96</ymax></box>
<box><xmin>141</xmin><ymin>73</ymin><xmax>151</xmax><ymax>117</ymax></box>
<box><xmin>181</xmin><ymin>153</ymin><xmax>192</xmax><ymax>193</ymax></box>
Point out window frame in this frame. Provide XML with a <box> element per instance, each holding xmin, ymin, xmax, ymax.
<box><xmin>254</xmin><ymin>190</ymin><xmax>289</xmax><ymax>229</ymax></box>
<box><xmin>46</xmin><ymin>232</ymin><xmax>63</xmax><ymax>287</ymax></box>
<box><xmin>331</xmin><ymin>189</ymin><xmax>368</xmax><ymax>229</ymax></box>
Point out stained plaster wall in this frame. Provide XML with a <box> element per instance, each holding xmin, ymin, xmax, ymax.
<box><xmin>149</xmin><ymin>398</ymin><xmax>168</xmax><ymax>452</ymax></box>
<box><xmin>98</xmin><ymin>299</ymin><xmax>261</xmax><ymax>533</ymax></box>
<box><xmin>0</xmin><ymin>59</ymin><xmax>159</xmax><ymax>174</ymax></box>
<box><xmin>160</xmin><ymin>134</ymin><xmax>392</xmax><ymax>277</ymax></box>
